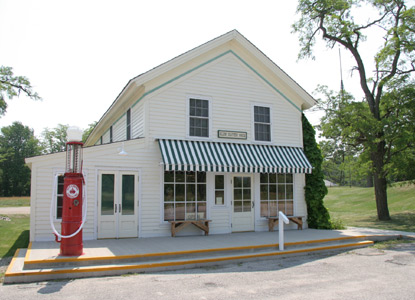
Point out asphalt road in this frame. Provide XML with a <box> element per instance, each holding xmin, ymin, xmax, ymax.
<box><xmin>1</xmin><ymin>242</ymin><xmax>414</xmax><ymax>300</ymax></box>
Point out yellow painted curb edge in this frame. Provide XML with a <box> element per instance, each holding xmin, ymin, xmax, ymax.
<box><xmin>6</xmin><ymin>241</ymin><xmax>374</xmax><ymax>278</ymax></box>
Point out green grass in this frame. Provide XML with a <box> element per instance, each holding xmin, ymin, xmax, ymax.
<box><xmin>0</xmin><ymin>215</ymin><xmax>30</xmax><ymax>258</ymax></box>
<box><xmin>324</xmin><ymin>182</ymin><xmax>415</xmax><ymax>232</ymax></box>
<box><xmin>0</xmin><ymin>196</ymin><xmax>30</xmax><ymax>207</ymax></box>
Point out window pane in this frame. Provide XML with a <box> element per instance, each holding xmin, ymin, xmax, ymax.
<box><xmin>187</xmin><ymin>184</ymin><xmax>195</xmax><ymax>201</ymax></box>
<box><xmin>278</xmin><ymin>184</ymin><xmax>285</xmax><ymax>200</ymax></box>
<box><xmin>234</xmin><ymin>177</ymin><xmax>242</xmax><ymax>188</ymax></box>
<box><xmin>197</xmin><ymin>202</ymin><xmax>207</xmax><ymax>219</ymax></box>
<box><xmin>122</xmin><ymin>175</ymin><xmax>135</xmax><ymax>215</ymax></box>
<box><xmin>186</xmin><ymin>171</ymin><xmax>195</xmax><ymax>183</ymax></box>
<box><xmin>260</xmin><ymin>184</ymin><xmax>268</xmax><ymax>200</ymax></box>
<box><xmin>269</xmin><ymin>201</ymin><xmax>278</xmax><ymax>217</ymax></box>
<box><xmin>243</xmin><ymin>201</ymin><xmax>251</xmax><ymax>212</ymax></box>
<box><xmin>269</xmin><ymin>173</ymin><xmax>276</xmax><ymax>183</ymax></box>
<box><xmin>286</xmin><ymin>174</ymin><xmax>293</xmax><ymax>183</ymax></box>
<box><xmin>269</xmin><ymin>184</ymin><xmax>277</xmax><ymax>200</ymax></box>
<box><xmin>101</xmin><ymin>174</ymin><xmax>114</xmax><ymax>215</ymax></box>
<box><xmin>164</xmin><ymin>171</ymin><xmax>174</xmax><ymax>183</ymax></box>
<box><xmin>186</xmin><ymin>203</ymin><xmax>196</xmax><ymax>220</ymax></box>
<box><xmin>243</xmin><ymin>188</ymin><xmax>251</xmax><ymax>201</ymax></box>
<box><xmin>234</xmin><ymin>188</ymin><xmax>242</xmax><ymax>200</ymax></box>
<box><xmin>260</xmin><ymin>201</ymin><xmax>268</xmax><ymax>217</ymax></box>
<box><xmin>175</xmin><ymin>203</ymin><xmax>185</xmax><ymax>220</ymax></box>
<box><xmin>197</xmin><ymin>184</ymin><xmax>206</xmax><ymax>201</ymax></box>
<box><xmin>215</xmin><ymin>175</ymin><xmax>224</xmax><ymax>189</ymax></box>
<box><xmin>234</xmin><ymin>201</ymin><xmax>242</xmax><ymax>212</ymax></box>
<box><xmin>176</xmin><ymin>171</ymin><xmax>185</xmax><ymax>182</ymax></box>
<box><xmin>260</xmin><ymin>173</ymin><xmax>268</xmax><ymax>183</ymax></box>
<box><xmin>197</xmin><ymin>172</ymin><xmax>206</xmax><ymax>183</ymax></box>
<box><xmin>164</xmin><ymin>203</ymin><xmax>174</xmax><ymax>221</ymax></box>
<box><xmin>215</xmin><ymin>190</ymin><xmax>224</xmax><ymax>205</ymax></box>
<box><xmin>286</xmin><ymin>185</ymin><xmax>293</xmax><ymax>199</ymax></box>
<box><xmin>278</xmin><ymin>174</ymin><xmax>285</xmax><ymax>183</ymax></box>
<box><xmin>164</xmin><ymin>184</ymin><xmax>174</xmax><ymax>202</ymax></box>
<box><xmin>243</xmin><ymin>177</ymin><xmax>251</xmax><ymax>188</ymax></box>
<box><xmin>176</xmin><ymin>184</ymin><xmax>185</xmax><ymax>202</ymax></box>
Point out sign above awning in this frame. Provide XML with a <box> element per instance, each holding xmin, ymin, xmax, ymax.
<box><xmin>158</xmin><ymin>139</ymin><xmax>312</xmax><ymax>174</ymax></box>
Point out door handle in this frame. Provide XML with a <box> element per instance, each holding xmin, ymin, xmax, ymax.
<box><xmin>252</xmin><ymin>201</ymin><xmax>255</xmax><ymax>208</ymax></box>
<box><xmin>115</xmin><ymin>204</ymin><xmax>117</xmax><ymax>213</ymax></box>
<box><xmin>119</xmin><ymin>204</ymin><xmax>121</xmax><ymax>213</ymax></box>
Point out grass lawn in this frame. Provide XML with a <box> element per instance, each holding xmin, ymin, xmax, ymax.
<box><xmin>324</xmin><ymin>182</ymin><xmax>415</xmax><ymax>232</ymax></box>
<box><xmin>0</xmin><ymin>214</ymin><xmax>30</xmax><ymax>258</ymax></box>
<box><xmin>0</xmin><ymin>196</ymin><xmax>30</xmax><ymax>207</ymax></box>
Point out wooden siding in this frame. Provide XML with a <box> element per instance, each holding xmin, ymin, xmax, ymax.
<box><xmin>113</xmin><ymin>114</ymin><xmax>126</xmax><ymax>142</ymax></box>
<box><xmin>102</xmin><ymin>130</ymin><xmax>110</xmax><ymax>144</ymax></box>
<box><xmin>148</xmin><ymin>54</ymin><xmax>302</xmax><ymax>147</ymax></box>
<box><xmin>131</xmin><ymin>101</ymin><xmax>145</xmax><ymax>138</ymax></box>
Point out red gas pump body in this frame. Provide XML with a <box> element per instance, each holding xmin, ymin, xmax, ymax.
<box><xmin>59</xmin><ymin>140</ymin><xmax>84</xmax><ymax>256</ymax></box>
<box><xmin>60</xmin><ymin>173</ymin><xmax>83</xmax><ymax>256</ymax></box>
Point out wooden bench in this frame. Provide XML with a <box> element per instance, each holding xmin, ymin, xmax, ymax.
<box><xmin>168</xmin><ymin>220</ymin><xmax>211</xmax><ymax>237</ymax></box>
<box><xmin>267</xmin><ymin>216</ymin><xmax>304</xmax><ymax>231</ymax></box>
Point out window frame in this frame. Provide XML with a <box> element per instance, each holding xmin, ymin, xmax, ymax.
<box><xmin>214</xmin><ymin>174</ymin><xmax>226</xmax><ymax>206</ymax></box>
<box><xmin>187</xmin><ymin>96</ymin><xmax>212</xmax><ymax>139</ymax></box>
<box><xmin>163</xmin><ymin>170</ymin><xmax>207</xmax><ymax>222</ymax></box>
<box><xmin>259</xmin><ymin>173</ymin><xmax>294</xmax><ymax>218</ymax></box>
<box><xmin>252</xmin><ymin>104</ymin><xmax>272</xmax><ymax>143</ymax></box>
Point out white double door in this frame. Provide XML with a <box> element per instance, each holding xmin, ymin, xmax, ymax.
<box><xmin>98</xmin><ymin>171</ymin><xmax>139</xmax><ymax>239</ymax></box>
<box><xmin>232</xmin><ymin>175</ymin><xmax>254</xmax><ymax>232</ymax></box>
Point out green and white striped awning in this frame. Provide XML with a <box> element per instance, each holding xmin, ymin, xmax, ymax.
<box><xmin>158</xmin><ymin>139</ymin><xmax>312</xmax><ymax>174</ymax></box>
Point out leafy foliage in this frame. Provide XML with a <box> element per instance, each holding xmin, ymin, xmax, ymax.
<box><xmin>82</xmin><ymin>121</ymin><xmax>97</xmax><ymax>143</ymax></box>
<box><xmin>0</xmin><ymin>66</ymin><xmax>41</xmax><ymax>117</ymax></box>
<box><xmin>0</xmin><ymin>122</ymin><xmax>41</xmax><ymax>196</ymax></box>
<box><xmin>293</xmin><ymin>0</ymin><xmax>415</xmax><ymax>220</ymax></box>
<box><xmin>40</xmin><ymin>124</ymin><xmax>69</xmax><ymax>154</ymax></box>
<box><xmin>302</xmin><ymin>114</ymin><xmax>331</xmax><ymax>229</ymax></box>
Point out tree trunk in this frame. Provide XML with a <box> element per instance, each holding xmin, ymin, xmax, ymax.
<box><xmin>371</xmin><ymin>148</ymin><xmax>391</xmax><ymax>221</ymax></box>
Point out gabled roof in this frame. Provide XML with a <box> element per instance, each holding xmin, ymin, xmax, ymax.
<box><xmin>85</xmin><ymin>30</ymin><xmax>317</xmax><ymax>146</ymax></box>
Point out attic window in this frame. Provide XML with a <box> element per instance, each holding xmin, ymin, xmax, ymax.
<box><xmin>189</xmin><ymin>98</ymin><xmax>209</xmax><ymax>138</ymax></box>
<box><xmin>254</xmin><ymin>105</ymin><xmax>271</xmax><ymax>142</ymax></box>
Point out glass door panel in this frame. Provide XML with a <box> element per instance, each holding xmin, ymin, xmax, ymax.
<box><xmin>101</xmin><ymin>174</ymin><xmax>115</xmax><ymax>215</ymax></box>
<box><xmin>122</xmin><ymin>174</ymin><xmax>135</xmax><ymax>215</ymax></box>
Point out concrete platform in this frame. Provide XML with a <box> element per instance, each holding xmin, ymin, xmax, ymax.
<box><xmin>5</xmin><ymin>228</ymin><xmax>415</xmax><ymax>284</ymax></box>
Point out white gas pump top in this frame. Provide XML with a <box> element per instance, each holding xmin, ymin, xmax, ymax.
<box><xmin>67</xmin><ymin>126</ymin><xmax>83</xmax><ymax>142</ymax></box>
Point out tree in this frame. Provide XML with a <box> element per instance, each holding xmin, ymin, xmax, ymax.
<box><xmin>302</xmin><ymin>114</ymin><xmax>332</xmax><ymax>229</ymax></box>
<box><xmin>82</xmin><ymin>121</ymin><xmax>97</xmax><ymax>143</ymax></box>
<box><xmin>0</xmin><ymin>66</ymin><xmax>41</xmax><ymax>117</ymax></box>
<box><xmin>40</xmin><ymin>124</ymin><xmax>69</xmax><ymax>154</ymax></box>
<box><xmin>0</xmin><ymin>122</ymin><xmax>41</xmax><ymax>196</ymax></box>
<box><xmin>293</xmin><ymin>0</ymin><xmax>415</xmax><ymax>220</ymax></box>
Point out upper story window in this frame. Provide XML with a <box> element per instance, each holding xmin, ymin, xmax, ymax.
<box><xmin>254</xmin><ymin>105</ymin><xmax>271</xmax><ymax>142</ymax></box>
<box><xmin>189</xmin><ymin>98</ymin><xmax>209</xmax><ymax>138</ymax></box>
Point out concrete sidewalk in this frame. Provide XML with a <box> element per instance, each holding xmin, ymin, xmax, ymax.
<box><xmin>26</xmin><ymin>227</ymin><xmax>415</xmax><ymax>261</ymax></box>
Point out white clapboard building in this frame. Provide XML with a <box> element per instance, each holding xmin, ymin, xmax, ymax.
<box><xmin>26</xmin><ymin>30</ymin><xmax>316</xmax><ymax>242</ymax></box>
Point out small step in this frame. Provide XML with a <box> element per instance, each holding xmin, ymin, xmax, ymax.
<box><xmin>4</xmin><ymin>240</ymin><xmax>374</xmax><ymax>284</ymax></box>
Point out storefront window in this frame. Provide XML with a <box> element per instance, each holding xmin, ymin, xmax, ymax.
<box><xmin>164</xmin><ymin>171</ymin><xmax>207</xmax><ymax>221</ymax></box>
<box><xmin>214</xmin><ymin>175</ymin><xmax>225</xmax><ymax>205</ymax></box>
<box><xmin>260</xmin><ymin>173</ymin><xmax>293</xmax><ymax>217</ymax></box>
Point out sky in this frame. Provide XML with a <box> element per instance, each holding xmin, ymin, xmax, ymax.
<box><xmin>0</xmin><ymin>0</ymin><xmax>377</xmax><ymax>137</ymax></box>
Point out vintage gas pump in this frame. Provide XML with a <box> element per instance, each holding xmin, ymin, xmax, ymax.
<box><xmin>57</xmin><ymin>126</ymin><xmax>85</xmax><ymax>256</ymax></box>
